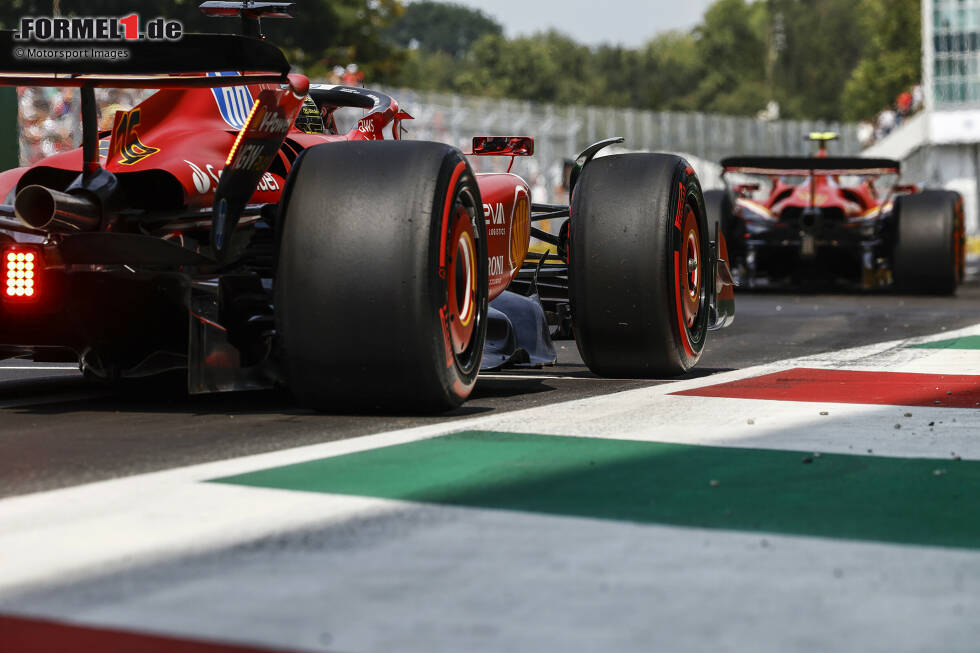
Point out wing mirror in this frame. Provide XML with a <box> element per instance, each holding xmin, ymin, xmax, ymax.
<box><xmin>470</xmin><ymin>136</ymin><xmax>534</xmax><ymax>156</ymax></box>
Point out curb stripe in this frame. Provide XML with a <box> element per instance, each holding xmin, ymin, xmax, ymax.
<box><xmin>0</xmin><ymin>614</ymin><xmax>307</xmax><ymax>653</ymax></box>
<box><xmin>212</xmin><ymin>430</ymin><xmax>980</xmax><ymax>549</ymax></box>
<box><xmin>672</xmin><ymin>367</ymin><xmax>980</xmax><ymax>408</ymax></box>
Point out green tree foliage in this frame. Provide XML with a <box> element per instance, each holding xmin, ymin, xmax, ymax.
<box><xmin>769</xmin><ymin>0</ymin><xmax>867</xmax><ymax>120</ymax></box>
<box><xmin>386</xmin><ymin>0</ymin><xmax>921</xmax><ymax>122</ymax></box>
<box><xmin>0</xmin><ymin>0</ymin><xmax>404</xmax><ymax>80</ymax></box>
<box><xmin>840</xmin><ymin>0</ymin><xmax>921</xmax><ymax>120</ymax></box>
<box><xmin>384</xmin><ymin>1</ymin><xmax>502</xmax><ymax>58</ymax></box>
<box><xmin>690</xmin><ymin>0</ymin><xmax>768</xmax><ymax>115</ymax></box>
<box><xmin>0</xmin><ymin>0</ymin><xmax>921</xmax><ymax>121</ymax></box>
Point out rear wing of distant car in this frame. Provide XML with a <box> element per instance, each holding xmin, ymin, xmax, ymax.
<box><xmin>721</xmin><ymin>156</ymin><xmax>901</xmax><ymax>177</ymax></box>
<box><xmin>0</xmin><ymin>30</ymin><xmax>290</xmax><ymax>88</ymax></box>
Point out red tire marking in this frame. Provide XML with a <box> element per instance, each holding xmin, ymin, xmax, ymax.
<box><xmin>673</xmin><ymin>250</ymin><xmax>695</xmax><ymax>358</ymax></box>
<box><xmin>439</xmin><ymin>161</ymin><xmax>468</xmax><ymax>269</ymax></box>
<box><xmin>672</xmin><ymin>367</ymin><xmax>980</xmax><ymax>408</ymax></box>
<box><xmin>673</xmin><ymin>183</ymin><xmax>685</xmax><ymax>229</ymax></box>
<box><xmin>0</xmin><ymin>613</ymin><xmax>302</xmax><ymax>653</ymax></box>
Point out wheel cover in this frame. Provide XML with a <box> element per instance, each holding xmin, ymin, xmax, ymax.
<box><xmin>679</xmin><ymin>203</ymin><xmax>702</xmax><ymax>328</ymax></box>
<box><xmin>448</xmin><ymin>204</ymin><xmax>478</xmax><ymax>356</ymax></box>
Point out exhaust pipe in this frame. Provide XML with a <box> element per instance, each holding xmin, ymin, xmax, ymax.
<box><xmin>15</xmin><ymin>185</ymin><xmax>101</xmax><ymax>233</ymax></box>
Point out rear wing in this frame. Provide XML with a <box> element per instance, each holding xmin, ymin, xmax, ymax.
<box><xmin>0</xmin><ymin>30</ymin><xmax>289</xmax><ymax>88</ymax></box>
<box><xmin>721</xmin><ymin>156</ymin><xmax>900</xmax><ymax>177</ymax></box>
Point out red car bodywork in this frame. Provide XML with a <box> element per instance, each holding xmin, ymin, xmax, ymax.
<box><xmin>0</xmin><ymin>80</ymin><xmax>530</xmax><ymax>302</ymax></box>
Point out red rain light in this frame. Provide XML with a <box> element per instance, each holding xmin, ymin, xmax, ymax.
<box><xmin>3</xmin><ymin>247</ymin><xmax>39</xmax><ymax>301</ymax></box>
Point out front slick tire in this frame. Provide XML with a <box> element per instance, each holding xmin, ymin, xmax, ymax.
<box><xmin>569</xmin><ymin>154</ymin><xmax>709</xmax><ymax>377</ymax></box>
<box><xmin>276</xmin><ymin>141</ymin><xmax>488</xmax><ymax>413</ymax></box>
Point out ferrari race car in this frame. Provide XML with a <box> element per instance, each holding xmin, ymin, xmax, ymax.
<box><xmin>706</xmin><ymin>134</ymin><xmax>965</xmax><ymax>294</ymax></box>
<box><xmin>0</xmin><ymin>2</ymin><xmax>734</xmax><ymax>411</ymax></box>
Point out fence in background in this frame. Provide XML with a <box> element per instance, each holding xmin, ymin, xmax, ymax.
<box><xmin>365</xmin><ymin>86</ymin><xmax>861</xmax><ymax>202</ymax></box>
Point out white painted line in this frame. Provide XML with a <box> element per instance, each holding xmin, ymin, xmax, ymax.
<box><xmin>0</xmin><ymin>366</ymin><xmax>77</xmax><ymax>370</ymax></box>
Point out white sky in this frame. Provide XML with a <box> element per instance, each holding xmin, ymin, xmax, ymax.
<box><xmin>428</xmin><ymin>0</ymin><xmax>717</xmax><ymax>47</ymax></box>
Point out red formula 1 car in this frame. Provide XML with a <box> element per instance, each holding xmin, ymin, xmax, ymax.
<box><xmin>0</xmin><ymin>3</ymin><xmax>734</xmax><ymax>411</ymax></box>
<box><xmin>707</xmin><ymin>134</ymin><xmax>965</xmax><ymax>293</ymax></box>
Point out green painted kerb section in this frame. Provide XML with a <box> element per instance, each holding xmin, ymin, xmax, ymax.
<box><xmin>211</xmin><ymin>431</ymin><xmax>980</xmax><ymax>549</ymax></box>
<box><xmin>910</xmin><ymin>335</ymin><xmax>980</xmax><ymax>350</ymax></box>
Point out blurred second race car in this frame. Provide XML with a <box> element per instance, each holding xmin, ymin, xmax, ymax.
<box><xmin>706</xmin><ymin>133</ymin><xmax>965</xmax><ymax>294</ymax></box>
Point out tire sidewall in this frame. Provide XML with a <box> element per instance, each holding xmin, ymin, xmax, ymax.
<box><xmin>671</xmin><ymin>165</ymin><xmax>711</xmax><ymax>368</ymax></box>
<box><xmin>426</xmin><ymin>153</ymin><xmax>488</xmax><ymax>406</ymax></box>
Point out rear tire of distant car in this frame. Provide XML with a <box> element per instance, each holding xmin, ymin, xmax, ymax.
<box><xmin>893</xmin><ymin>190</ymin><xmax>963</xmax><ymax>295</ymax></box>
<box><xmin>275</xmin><ymin>141</ymin><xmax>488</xmax><ymax>412</ymax></box>
<box><xmin>569</xmin><ymin>154</ymin><xmax>710</xmax><ymax>377</ymax></box>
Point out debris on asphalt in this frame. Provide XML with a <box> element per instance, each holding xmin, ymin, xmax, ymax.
<box><xmin>747</xmin><ymin>418</ymin><xmax>755</xmax><ymax>425</ymax></box>
<box><xmin>933</xmin><ymin>469</ymin><xmax>947</xmax><ymax>476</ymax></box>
<box><xmin>802</xmin><ymin>457</ymin><xmax>813</xmax><ymax>464</ymax></box>
<box><xmin>904</xmin><ymin>412</ymin><xmax>912</xmax><ymax>417</ymax></box>
<box><xmin>929</xmin><ymin>421</ymin><xmax>935</xmax><ymax>426</ymax></box>
<box><xmin>709</xmin><ymin>479</ymin><xmax>720</xmax><ymax>487</ymax></box>
<box><xmin>894</xmin><ymin>424</ymin><xmax>901</xmax><ymax>430</ymax></box>
<box><xmin>819</xmin><ymin>411</ymin><xmax>829</xmax><ymax>416</ymax></box>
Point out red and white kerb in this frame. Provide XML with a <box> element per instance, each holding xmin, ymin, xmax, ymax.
<box><xmin>4</xmin><ymin>248</ymin><xmax>37</xmax><ymax>300</ymax></box>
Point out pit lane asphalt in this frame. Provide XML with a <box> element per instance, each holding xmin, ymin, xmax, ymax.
<box><xmin>2</xmin><ymin>269</ymin><xmax>980</xmax><ymax>499</ymax></box>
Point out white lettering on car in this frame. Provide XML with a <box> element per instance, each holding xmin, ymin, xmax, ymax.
<box><xmin>488</xmin><ymin>255</ymin><xmax>504</xmax><ymax>276</ymax></box>
<box><xmin>184</xmin><ymin>160</ymin><xmax>279</xmax><ymax>195</ymax></box>
<box><xmin>483</xmin><ymin>202</ymin><xmax>505</xmax><ymax>225</ymax></box>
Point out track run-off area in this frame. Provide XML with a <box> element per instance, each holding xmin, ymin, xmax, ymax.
<box><xmin>1</xmin><ymin>268</ymin><xmax>980</xmax><ymax>652</ymax></box>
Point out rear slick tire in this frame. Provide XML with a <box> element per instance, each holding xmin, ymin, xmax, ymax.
<box><xmin>275</xmin><ymin>141</ymin><xmax>488</xmax><ymax>412</ymax></box>
<box><xmin>569</xmin><ymin>153</ymin><xmax>710</xmax><ymax>377</ymax></box>
<box><xmin>893</xmin><ymin>190</ymin><xmax>962</xmax><ymax>295</ymax></box>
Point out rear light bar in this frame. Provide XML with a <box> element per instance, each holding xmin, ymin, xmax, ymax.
<box><xmin>4</xmin><ymin>246</ymin><xmax>40</xmax><ymax>301</ymax></box>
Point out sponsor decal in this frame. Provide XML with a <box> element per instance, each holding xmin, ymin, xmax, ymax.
<box><xmin>184</xmin><ymin>160</ymin><xmax>279</xmax><ymax>195</ymax></box>
<box><xmin>207</xmin><ymin>72</ymin><xmax>255</xmax><ymax>130</ymax></box>
<box><xmin>111</xmin><ymin>107</ymin><xmax>159</xmax><ymax>166</ymax></box>
<box><xmin>488</xmin><ymin>255</ymin><xmax>504</xmax><ymax>276</ymax></box>
<box><xmin>229</xmin><ymin>143</ymin><xmax>270</xmax><ymax>173</ymax></box>
<box><xmin>253</xmin><ymin>105</ymin><xmax>291</xmax><ymax>137</ymax></box>
<box><xmin>484</xmin><ymin>202</ymin><xmax>505</xmax><ymax>225</ymax></box>
<box><xmin>357</xmin><ymin>118</ymin><xmax>375</xmax><ymax>134</ymax></box>
<box><xmin>509</xmin><ymin>188</ymin><xmax>530</xmax><ymax>267</ymax></box>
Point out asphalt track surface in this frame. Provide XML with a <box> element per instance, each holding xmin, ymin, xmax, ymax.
<box><xmin>1</xmin><ymin>263</ymin><xmax>980</xmax><ymax>499</ymax></box>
